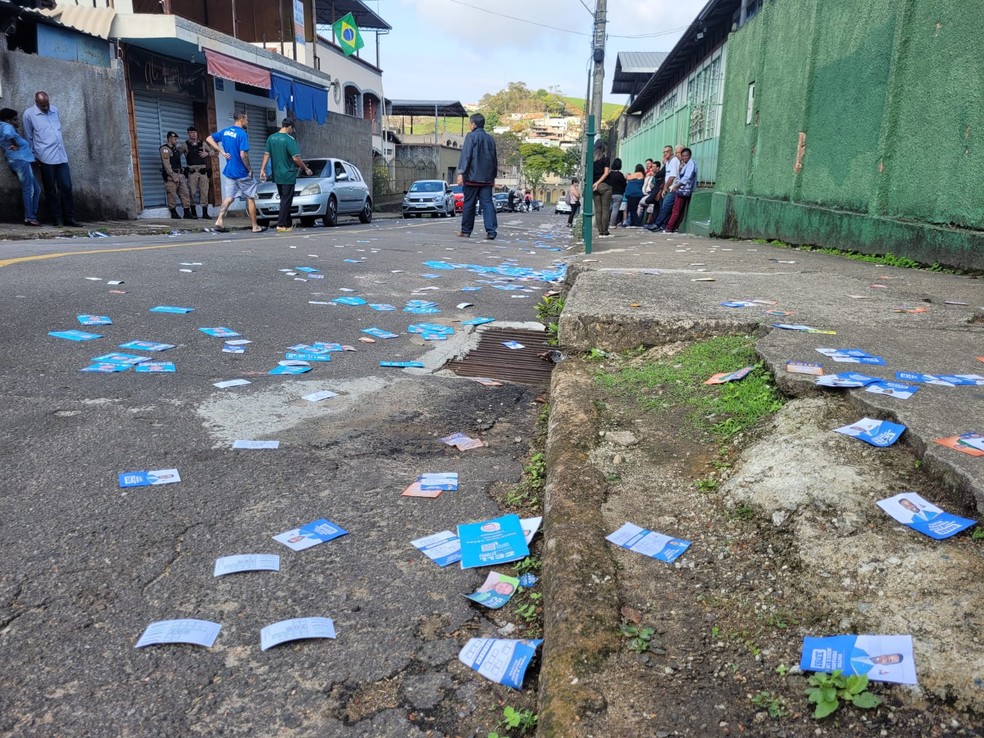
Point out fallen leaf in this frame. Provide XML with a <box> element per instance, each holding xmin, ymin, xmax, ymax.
<box><xmin>621</xmin><ymin>606</ymin><xmax>642</xmax><ymax>624</ymax></box>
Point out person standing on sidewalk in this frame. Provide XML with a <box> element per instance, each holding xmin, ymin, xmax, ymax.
<box><xmin>259</xmin><ymin>118</ymin><xmax>312</xmax><ymax>232</ymax></box>
<box><xmin>22</xmin><ymin>91</ymin><xmax>79</xmax><ymax>227</ymax></box>
<box><xmin>591</xmin><ymin>141</ymin><xmax>612</xmax><ymax>238</ymax></box>
<box><xmin>206</xmin><ymin>111</ymin><xmax>266</xmax><ymax>233</ymax></box>
<box><xmin>0</xmin><ymin>108</ymin><xmax>42</xmax><ymax>226</ymax></box>
<box><xmin>456</xmin><ymin>113</ymin><xmax>498</xmax><ymax>240</ymax></box>
<box><xmin>606</xmin><ymin>158</ymin><xmax>626</xmax><ymax>229</ymax></box>
<box><xmin>184</xmin><ymin>126</ymin><xmax>214</xmax><ymax>219</ymax></box>
<box><xmin>664</xmin><ymin>148</ymin><xmax>697</xmax><ymax>233</ymax></box>
<box><xmin>566</xmin><ymin>177</ymin><xmax>581</xmax><ymax>227</ymax></box>
<box><xmin>160</xmin><ymin>132</ymin><xmax>196</xmax><ymax>220</ymax></box>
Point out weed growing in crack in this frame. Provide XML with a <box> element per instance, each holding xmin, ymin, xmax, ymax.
<box><xmin>505</xmin><ymin>452</ymin><xmax>546</xmax><ymax>509</ymax></box>
<box><xmin>750</xmin><ymin>690</ymin><xmax>788</xmax><ymax>718</ymax></box>
<box><xmin>512</xmin><ymin>556</ymin><xmax>541</xmax><ymax>576</ymax></box>
<box><xmin>806</xmin><ymin>670</ymin><xmax>881</xmax><ymax>719</ymax></box>
<box><xmin>487</xmin><ymin>705</ymin><xmax>538</xmax><ymax>738</ymax></box>
<box><xmin>620</xmin><ymin>623</ymin><xmax>656</xmax><ymax>654</ymax></box>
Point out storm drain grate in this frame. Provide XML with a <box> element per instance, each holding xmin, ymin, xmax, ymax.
<box><xmin>445</xmin><ymin>328</ymin><xmax>557</xmax><ymax>386</ymax></box>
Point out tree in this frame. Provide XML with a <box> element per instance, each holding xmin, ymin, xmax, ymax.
<box><xmin>518</xmin><ymin>143</ymin><xmax>576</xmax><ymax>193</ymax></box>
<box><xmin>493</xmin><ymin>132</ymin><xmax>522</xmax><ymax>170</ymax></box>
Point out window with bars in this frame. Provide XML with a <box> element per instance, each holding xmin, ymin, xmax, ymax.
<box><xmin>687</xmin><ymin>55</ymin><xmax>722</xmax><ymax>143</ymax></box>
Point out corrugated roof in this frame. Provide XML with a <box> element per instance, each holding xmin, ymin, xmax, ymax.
<box><xmin>626</xmin><ymin>0</ymin><xmax>741</xmax><ymax>114</ymax></box>
<box><xmin>39</xmin><ymin>5</ymin><xmax>116</xmax><ymax>39</ymax></box>
<box><xmin>313</xmin><ymin>0</ymin><xmax>390</xmax><ymax>31</ymax></box>
<box><xmin>612</xmin><ymin>51</ymin><xmax>669</xmax><ymax>95</ymax></box>
<box><xmin>387</xmin><ymin>100</ymin><xmax>469</xmax><ymax>118</ymax></box>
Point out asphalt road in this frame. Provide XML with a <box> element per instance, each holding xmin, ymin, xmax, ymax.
<box><xmin>0</xmin><ymin>211</ymin><xmax>572</xmax><ymax>737</ymax></box>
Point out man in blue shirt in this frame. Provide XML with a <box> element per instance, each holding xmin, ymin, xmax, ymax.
<box><xmin>664</xmin><ymin>147</ymin><xmax>697</xmax><ymax>233</ymax></box>
<box><xmin>0</xmin><ymin>108</ymin><xmax>42</xmax><ymax>226</ymax></box>
<box><xmin>22</xmin><ymin>91</ymin><xmax>79</xmax><ymax>227</ymax></box>
<box><xmin>205</xmin><ymin>111</ymin><xmax>265</xmax><ymax>233</ymax></box>
<box><xmin>456</xmin><ymin>113</ymin><xmax>498</xmax><ymax>240</ymax></box>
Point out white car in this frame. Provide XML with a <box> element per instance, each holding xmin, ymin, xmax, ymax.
<box><xmin>256</xmin><ymin>158</ymin><xmax>372</xmax><ymax>227</ymax></box>
<box><xmin>402</xmin><ymin>180</ymin><xmax>455</xmax><ymax>218</ymax></box>
<box><xmin>555</xmin><ymin>198</ymin><xmax>572</xmax><ymax>214</ymax></box>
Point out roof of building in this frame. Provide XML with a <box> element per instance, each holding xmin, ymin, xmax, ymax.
<box><xmin>625</xmin><ymin>0</ymin><xmax>741</xmax><ymax>114</ymax></box>
<box><xmin>612</xmin><ymin>51</ymin><xmax>669</xmax><ymax>94</ymax></box>
<box><xmin>313</xmin><ymin>0</ymin><xmax>391</xmax><ymax>31</ymax></box>
<box><xmin>387</xmin><ymin>100</ymin><xmax>469</xmax><ymax>118</ymax></box>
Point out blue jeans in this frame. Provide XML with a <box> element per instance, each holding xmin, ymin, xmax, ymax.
<box><xmin>9</xmin><ymin>159</ymin><xmax>41</xmax><ymax>222</ymax></box>
<box><xmin>460</xmin><ymin>184</ymin><xmax>497</xmax><ymax>237</ymax></box>
<box><xmin>651</xmin><ymin>191</ymin><xmax>676</xmax><ymax>229</ymax></box>
<box><xmin>38</xmin><ymin>161</ymin><xmax>75</xmax><ymax>224</ymax></box>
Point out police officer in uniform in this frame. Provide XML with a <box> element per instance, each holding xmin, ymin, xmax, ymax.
<box><xmin>160</xmin><ymin>131</ymin><xmax>195</xmax><ymax>219</ymax></box>
<box><xmin>184</xmin><ymin>126</ymin><xmax>213</xmax><ymax>218</ymax></box>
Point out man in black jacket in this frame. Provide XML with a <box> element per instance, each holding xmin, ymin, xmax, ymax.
<box><xmin>456</xmin><ymin>113</ymin><xmax>498</xmax><ymax>240</ymax></box>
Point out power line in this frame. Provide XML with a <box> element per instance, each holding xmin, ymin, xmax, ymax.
<box><xmin>444</xmin><ymin>0</ymin><xmax>687</xmax><ymax>39</ymax></box>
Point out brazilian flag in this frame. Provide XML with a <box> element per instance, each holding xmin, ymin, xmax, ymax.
<box><xmin>332</xmin><ymin>12</ymin><xmax>364</xmax><ymax>57</ymax></box>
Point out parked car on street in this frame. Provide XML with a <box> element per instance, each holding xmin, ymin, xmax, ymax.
<box><xmin>492</xmin><ymin>192</ymin><xmax>510</xmax><ymax>212</ymax></box>
<box><xmin>256</xmin><ymin>158</ymin><xmax>372</xmax><ymax>227</ymax></box>
<box><xmin>555</xmin><ymin>198</ymin><xmax>572</xmax><ymax>214</ymax></box>
<box><xmin>402</xmin><ymin>180</ymin><xmax>456</xmax><ymax>218</ymax></box>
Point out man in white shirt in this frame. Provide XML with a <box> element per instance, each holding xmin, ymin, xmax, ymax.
<box><xmin>22</xmin><ymin>91</ymin><xmax>79</xmax><ymax>227</ymax></box>
<box><xmin>646</xmin><ymin>145</ymin><xmax>681</xmax><ymax>231</ymax></box>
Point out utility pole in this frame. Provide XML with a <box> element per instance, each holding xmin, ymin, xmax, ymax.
<box><xmin>590</xmin><ymin>0</ymin><xmax>607</xmax><ymax>137</ymax></box>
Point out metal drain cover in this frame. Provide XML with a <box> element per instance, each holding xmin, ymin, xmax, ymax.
<box><xmin>445</xmin><ymin>328</ymin><xmax>556</xmax><ymax>386</ymax></box>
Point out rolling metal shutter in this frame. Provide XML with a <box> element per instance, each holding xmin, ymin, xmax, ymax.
<box><xmin>133</xmin><ymin>92</ymin><xmax>194</xmax><ymax>209</ymax></box>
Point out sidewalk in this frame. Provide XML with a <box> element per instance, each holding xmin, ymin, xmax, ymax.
<box><xmin>539</xmin><ymin>227</ymin><xmax>984</xmax><ymax>736</ymax></box>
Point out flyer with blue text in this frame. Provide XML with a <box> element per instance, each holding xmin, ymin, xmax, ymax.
<box><xmin>800</xmin><ymin>635</ymin><xmax>916</xmax><ymax>684</ymax></box>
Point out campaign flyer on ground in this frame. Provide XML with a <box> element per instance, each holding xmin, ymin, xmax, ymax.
<box><xmin>119</xmin><ymin>340</ymin><xmax>175</xmax><ymax>352</ymax></box>
<box><xmin>606</xmin><ymin>522</ymin><xmax>691</xmax><ymax>562</ymax></box>
<box><xmin>273</xmin><ymin>519</ymin><xmax>348</xmax><ymax>551</ymax></box>
<box><xmin>49</xmin><ymin>330</ymin><xmax>102</xmax><ymax>341</ymax></box>
<box><xmin>411</xmin><ymin>530</ymin><xmax>461</xmax><ymax>566</ymax></box>
<box><xmin>786</xmin><ymin>361</ymin><xmax>824</xmax><ymax>376</ymax></box>
<box><xmin>800</xmin><ymin>635</ymin><xmax>917</xmax><ymax>684</ymax></box>
<box><xmin>876</xmin><ymin>493</ymin><xmax>976</xmax><ymax>539</ymax></box>
<box><xmin>705</xmin><ymin>366</ymin><xmax>754</xmax><ymax>385</ymax></box>
<box><xmin>439</xmin><ymin>432</ymin><xmax>487</xmax><ymax>451</ymax></box>
<box><xmin>832</xmin><ymin>418</ymin><xmax>906</xmax><ymax>447</ymax></box>
<box><xmin>465</xmin><ymin>572</ymin><xmax>521</xmax><ymax>609</ymax></box>
<box><xmin>77</xmin><ymin>314</ymin><xmax>112</xmax><ymax>326</ymax></box>
<box><xmin>213</xmin><ymin>554</ymin><xmax>281</xmax><ymax>577</ymax></box>
<box><xmin>199</xmin><ymin>327</ymin><xmax>240</xmax><ymax>338</ymax></box>
<box><xmin>134</xmin><ymin>362</ymin><xmax>176</xmax><ymax>373</ymax></box>
<box><xmin>459</xmin><ymin>638</ymin><xmax>543</xmax><ymax>689</ymax></box>
<box><xmin>150</xmin><ymin>306</ymin><xmax>194</xmax><ymax>313</ymax></box>
<box><xmin>260</xmin><ymin>617</ymin><xmax>336</xmax><ymax>651</ymax></box>
<box><xmin>933</xmin><ymin>433</ymin><xmax>984</xmax><ymax>457</ymax></box>
<box><xmin>458</xmin><ymin>514</ymin><xmax>530</xmax><ymax>569</ymax></box>
<box><xmin>816</xmin><ymin>372</ymin><xmax>879</xmax><ymax>388</ymax></box>
<box><xmin>865</xmin><ymin>381</ymin><xmax>918</xmax><ymax>399</ymax></box>
<box><xmin>135</xmin><ymin>619</ymin><xmax>221</xmax><ymax>648</ymax></box>
<box><xmin>118</xmin><ymin>469</ymin><xmax>181</xmax><ymax>488</ymax></box>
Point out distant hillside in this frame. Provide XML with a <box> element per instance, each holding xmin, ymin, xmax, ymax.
<box><xmin>563</xmin><ymin>97</ymin><xmax>623</xmax><ymax>123</ymax></box>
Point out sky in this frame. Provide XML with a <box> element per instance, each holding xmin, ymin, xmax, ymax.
<box><xmin>357</xmin><ymin>0</ymin><xmax>710</xmax><ymax>107</ymax></box>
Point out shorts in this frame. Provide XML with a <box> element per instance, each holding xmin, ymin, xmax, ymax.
<box><xmin>222</xmin><ymin>175</ymin><xmax>258</xmax><ymax>201</ymax></box>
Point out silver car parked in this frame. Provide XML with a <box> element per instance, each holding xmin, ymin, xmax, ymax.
<box><xmin>402</xmin><ymin>180</ymin><xmax>455</xmax><ymax>218</ymax></box>
<box><xmin>256</xmin><ymin>158</ymin><xmax>372</xmax><ymax>227</ymax></box>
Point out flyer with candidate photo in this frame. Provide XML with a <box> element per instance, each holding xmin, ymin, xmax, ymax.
<box><xmin>800</xmin><ymin>635</ymin><xmax>916</xmax><ymax>684</ymax></box>
<box><xmin>465</xmin><ymin>571</ymin><xmax>520</xmax><ymax>609</ymax></box>
<box><xmin>876</xmin><ymin>493</ymin><xmax>976</xmax><ymax>540</ymax></box>
<box><xmin>273</xmin><ymin>519</ymin><xmax>348</xmax><ymax>551</ymax></box>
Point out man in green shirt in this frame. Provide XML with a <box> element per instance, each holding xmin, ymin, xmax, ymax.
<box><xmin>260</xmin><ymin>118</ymin><xmax>312</xmax><ymax>232</ymax></box>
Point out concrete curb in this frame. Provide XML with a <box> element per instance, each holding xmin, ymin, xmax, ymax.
<box><xmin>537</xmin><ymin>363</ymin><xmax>621</xmax><ymax>737</ymax></box>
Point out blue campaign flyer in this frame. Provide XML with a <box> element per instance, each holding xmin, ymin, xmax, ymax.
<box><xmin>458</xmin><ymin>514</ymin><xmax>530</xmax><ymax>569</ymax></box>
<box><xmin>49</xmin><ymin>330</ymin><xmax>102</xmax><ymax>341</ymax></box>
<box><xmin>606</xmin><ymin>522</ymin><xmax>691</xmax><ymax>562</ymax></box>
<box><xmin>119</xmin><ymin>469</ymin><xmax>181</xmax><ymax>488</ymax></box>
<box><xmin>273</xmin><ymin>518</ymin><xmax>348</xmax><ymax>551</ymax></box>
<box><xmin>92</xmin><ymin>352</ymin><xmax>150</xmax><ymax>366</ymax></box>
<box><xmin>800</xmin><ymin>635</ymin><xmax>917</xmax><ymax>684</ymax></box>
<box><xmin>199</xmin><ymin>327</ymin><xmax>240</xmax><ymax>338</ymax></box>
<box><xmin>411</xmin><ymin>530</ymin><xmax>462</xmax><ymax>567</ymax></box>
<box><xmin>877</xmin><ymin>492</ymin><xmax>976</xmax><ymax>540</ymax></box>
<box><xmin>135</xmin><ymin>619</ymin><xmax>221</xmax><ymax>649</ymax></box>
<box><xmin>380</xmin><ymin>361</ymin><xmax>424</xmax><ymax>368</ymax></box>
<box><xmin>77</xmin><ymin>314</ymin><xmax>112</xmax><ymax>326</ymax></box>
<box><xmin>269</xmin><ymin>365</ymin><xmax>312</xmax><ymax>375</ymax></box>
<box><xmin>149</xmin><ymin>305</ymin><xmax>194</xmax><ymax>314</ymax></box>
<box><xmin>134</xmin><ymin>362</ymin><xmax>176</xmax><ymax>373</ymax></box>
<box><xmin>119</xmin><ymin>340</ymin><xmax>175</xmax><ymax>352</ymax></box>
<box><xmin>332</xmin><ymin>296</ymin><xmax>367</xmax><ymax>305</ymax></box>
<box><xmin>458</xmin><ymin>638</ymin><xmax>543</xmax><ymax>689</ymax></box>
<box><xmin>465</xmin><ymin>571</ymin><xmax>520</xmax><ymax>609</ymax></box>
<box><xmin>833</xmin><ymin>417</ymin><xmax>906</xmax><ymax>447</ymax></box>
<box><xmin>81</xmin><ymin>363</ymin><xmax>129</xmax><ymax>373</ymax></box>
<box><xmin>295</xmin><ymin>267</ymin><xmax>320</xmax><ymax>273</ymax></box>
<box><xmin>369</xmin><ymin>304</ymin><xmax>397</xmax><ymax>311</ymax></box>
<box><xmin>816</xmin><ymin>372</ymin><xmax>880</xmax><ymax>388</ymax></box>
<box><xmin>408</xmin><ymin>323</ymin><xmax>453</xmax><ymax>336</ymax></box>
<box><xmin>419</xmin><ymin>473</ymin><xmax>458</xmax><ymax>491</ymax></box>
<box><xmin>462</xmin><ymin>317</ymin><xmax>495</xmax><ymax>326</ymax></box>
<box><xmin>285</xmin><ymin>352</ymin><xmax>331</xmax><ymax>362</ymax></box>
<box><xmin>260</xmin><ymin>617</ymin><xmax>336</xmax><ymax>651</ymax></box>
<box><xmin>865</xmin><ymin>380</ymin><xmax>918</xmax><ymax>399</ymax></box>
<box><xmin>362</xmin><ymin>328</ymin><xmax>399</xmax><ymax>339</ymax></box>
<box><xmin>895</xmin><ymin>371</ymin><xmax>957</xmax><ymax>387</ymax></box>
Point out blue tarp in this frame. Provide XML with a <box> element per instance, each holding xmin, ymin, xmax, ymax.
<box><xmin>268</xmin><ymin>76</ymin><xmax>328</xmax><ymax>125</ymax></box>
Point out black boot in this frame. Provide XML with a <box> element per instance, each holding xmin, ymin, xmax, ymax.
<box><xmin>184</xmin><ymin>207</ymin><xmax>198</xmax><ymax>220</ymax></box>
<box><xmin>169</xmin><ymin>208</ymin><xmax>181</xmax><ymax>219</ymax></box>
<box><xmin>200</xmin><ymin>206</ymin><xmax>209</xmax><ymax>218</ymax></box>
